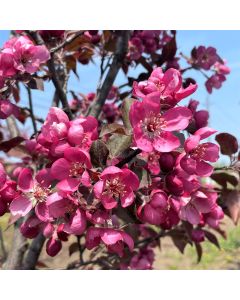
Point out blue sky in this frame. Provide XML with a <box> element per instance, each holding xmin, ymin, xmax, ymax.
<box><xmin>1</xmin><ymin>30</ymin><xmax>240</xmax><ymax>142</ymax></box>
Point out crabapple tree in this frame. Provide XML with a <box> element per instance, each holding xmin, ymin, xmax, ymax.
<box><xmin>0</xmin><ymin>30</ymin><xmax>239</xmax><ymax>270</ymax></box>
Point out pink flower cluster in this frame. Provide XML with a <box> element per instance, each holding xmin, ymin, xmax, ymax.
<box><xmin>190</xmin><ymin>46</ymin><xmax>230</xmax><ymax>94</ymax></box>
<box><xmin>0</xmin><ymin>64</ymin><xmax>224</xmax><ymax>267</ymax></box>
<box><xmin>0</xmin><ymin>35</ymin><xmax>50</xmax><ymax>119</ymax></box>
<box><xmin>127</xmin><ymin>30</ymin><xmax>173</xmax><ymax>61</ymax></box>
<box><xmin>130</xmin><ymin>67</ymin><xmax>223</xmax><ymax>230</ymax></box>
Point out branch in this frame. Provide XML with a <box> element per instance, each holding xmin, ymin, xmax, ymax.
<box><xmin>50</xmin><ymin>31</ymin><xmax>84</xmax><ymax>53</ymax></box>
<box><xmin>3</xmin><ymin>118</ymin><xmax>28</xmax><ymax>269</ymax></box>
<box><xmin>87</xmin><ymin>31</ymin><xmax>130</xmax><ymax>118</ymax></box>
<box><xmin>116</xmin><ymin>149</ymin><xmax>142</xmax><ymax>168</ymax></box>
<box><xmin>47</xmin><ymin>56</ymin><xmax>73</xmax><ymax>119</ymax></box>
<box><xmin>2</xmin><ymin>218</ymin><xmax>28</xmax><ymax>269</ymax></box>
<box><xmin>23</xmin><ymin>234</ymin><xmax>46</xmax><ymax>270</ymax></box>
<box><xmin>26</xmin><ymin>86</ymin><xmax>37</xmax><ymax>134</ymax></box>
<box><xmin>135</xmin><ymin>231</ymin><xmax>166</xmax><ymax>248</ymax></box>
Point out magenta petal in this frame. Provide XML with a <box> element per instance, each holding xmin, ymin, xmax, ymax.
<box><xmin>57</xmin><ymin>178</ymin><xmax>80</xmax><ymax>192</ymax></box>
<box><xmin>35</xmin><ymin>168</ymin><xmax>52</xmax><ymax>188</ymax></box>
<box><xmin>134</xmin><ymin>126</ymin><xmax>153</xmax><ymax>152</ymax></box>
<box><xmin>64</xmin><ymin>147</ymin><xmax>92</xmax><ymax>168</ymax></box>
<box><xmin>101</xmin><ymin>166</ymin><xmax>122</xmax><ymax>179</ymax></box>
<box><xmin>162</xmin><ymin>68</ymin><xmax>182</xmax><ymax>94</ymax></box>
<box><xmin>0</xmin><ymin>163</ymin><xmax>6</xmax><ymax>187</ymax></box>
<box><xmin>180</xmin><ymin>155</ymin><xmax>197</xmax><ymax>175</ymax></box>
<box><xmin>194</xmin><ymin>127</ymin><xmax>217</xmax><ymax>140</ymax></box>
<box><xmin>195</xmin><ymin>160</ymin><xmax>213</xmax><ymax>177</ymax></box>
<box><xmin>101</xmin><ymin>229</ymin><xmax>122</xmax><ymax>245</ymax></box>
<box><xmin>180</xmin><ymin>204</ymin><xmax>201</xmax><ymax>225</ymax></box>
<box><xmin>10</xmin><ymin>195</ymin><xmax>32</xmax><ymax>217</ymax></box>
<box><xmin>51</xmin><ymin>158</ymin><xmax>70</xmax><ymax>180</ymax></box>
<box><xmin>46</xmin><ymin>237</ymin><xmax>62</xmax><ymax>257</ymax></box>
<box><xmin>46</xmin><ymin>193</ymin><xmax>68</xmax><ymax>218</ymax></box>
<box><xmin>175</xmin><ymin>83</ymin><xmax>197</xmax><ymax>101</ymax></box>
<box><xmin>42</xmin><ymin>223</ymin><xmax>54</xmax><ymax>238</ymax></box>
<box><xmin>184</xmin><ymin>135</ymin><xmax>200</xmax><ymax>152</ymax></box>
<box><xmin>35</xmin><ymin>201</ymin><xmax>52</xmax><ymax>222</ymax></box>
<box><xmin>18</xmin><ymin>168</ymin><xmax>34</xmax><ymax>192</ymax></box>
<box><xmin>163</xmin><ymin>107</ymin><xmax>192</xmax><ymax>131</ymax></box>
<box><xmin>121</xmin><ymin>190</ymin><xmax>135</xmax><ymax>208</ymax></box>
<box><xmin>121</xmin><ymin>231</ymin><xmax>134</xmax><ymax>252</ymax></box>
<box><xmin>153</xmin><ymin>131</ymin><xmax>180</xmax><ymax>152</ymax></box>
<box><xmin>86</xmin><ymin>227</ymin><xmax>102</xmax><ymax>250</ymax></box>
<box><xmin>121</xmin><ymin>168</ymin><xmax>139</xmax><ymax>191</ymax></box>
<box><xmin>143</xmin><ymin>204</ymin><xmax>162</xmax><ymax>225</ymax></box>
<box><xmin>81</xmin><ymin>170</ymin><xmax>91</xmax><ymax>187</ymax></box>
<box><xmin>101</xmin><ymin>194</ymin><xmax>117</xmax><ymax>210</ymax></box>
<box><xmin>193</xmin><ymin>196</ymin><xmax>214</xmax><ymax>214</ymax></box>
<box><xmin>93</xmin><ymin>180</ymin><xmax>104</xmax><ymax>198</ymax></box>
<box><xmin>201</xmin><ymin>143</ymin><xmax>219</xmax><ymax>162</ymax></box>
<box><xmin>64</xmin><ymin>209</ymin><xmax>86</xmax><ymax>235</ymax></box>
<box><xmin>67</xmin><ymin>124</ymin><xmax>84</xmax><ymax>145</ymax></box>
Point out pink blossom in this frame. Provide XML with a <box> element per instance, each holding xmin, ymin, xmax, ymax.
<box><xmin>94</xmin><ymin>166</ymin><xmax>139</xmax><ymax>209</ymax></box>
<box><xmin>102</xmin><ymin>102</ymin><xmax>120</xmax><ymax>123</ymax></box>
<box><xmin>214</xmin><ymin>60</ymin><xmax>230</xmax><ymax>75</ymax></box>
<box><xmin>4</xmin><ymin>36</ymin><xmax>50</xmax><ymax>74</ymax></box>
<box><xmin>203</xmin><ymin>205</ymin><xmax>224</xmax><ymax>229</ymax></box>
<box><xmin>0</xmin><ymin>99</ymin><xmax>19</xmax><ymax>119</ymax></box>
<box><xmin>141</xmin><ymin>151</ymin><xmax>161</xmax><ymax>175</ymax></box>
<box><xmin>0</xmin><ymin>49</ymin><xmax>16</xmax><ymax>77</ymax></box>
<box><xmin>129</xmin><ymin>93</ymin><xmax>192</xmax><ymax>152</ymax></box>
<box><xmin>179</xmin><ymin>190</ymin><xmax>217</xmax><ymax>225</ymax></box>
<box><xmin>187</xmin><ymin>100</ymin><xmax>209</xmax><ymax>132</ymax></box>
<box><xmin>129</xmin><ymin>247</ymin><xmax>155</xmax><ymax>270</ymax></box>
<box><xmin>107</xmin><ymin>86</ymin><xmax>118</xmax><ymax>100</ymax></box>
<box><xmin>127</xmin><ymin>37</ymin><xmax>144</xmax><ymax>60</ymax></box>
<box><xmin>205</xmin><ymin>74</ymin><xmax>226</xmax><ymax>94</ymax></box>
<box><xmin>51</xmin><ymin>147</ymin><xmax>92</xmax><ymax>192</ymax></box>
<box><xmin>192</xmin><ymin>46</ymin><xmax>218</xmax><ymax>70</ymax></box>
<box><xmin>138</xmin><ymin>189</ymin><xmax>180</xmax><ymax>228</ymax></box>
<box><xmin>63</xmin><ymin>208</ymin><xmax>86</xmax><ymax>235</ymax></box>
<box><xmin>180</xmin><ymin>127</ymin><xmax>219</xmax><ymax>177</ymax></box>
<box><xmin>86</xmin><ymin>227</ymin><xmax>134</xmax><ymax>257</ymax></box>
<box><xmin>9</xmin><ymin>168</ymin><xmax>53</xmax><ymax>221</ymax></box>
<box><xmin>133</xmin><ymin>67</ymin><xmax>197</xmax><ymax>107</ymax></box>
<box><xmin>46</xmin><ymin>237</ymin><xmax>62</xmax><ymax>257</ymax></box>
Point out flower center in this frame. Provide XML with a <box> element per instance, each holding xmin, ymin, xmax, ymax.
<box><xmin>191</xmin><ymin>144</ymin><xmax>206</xmax><ymax>159</ymax></box>
<box><xmin>32</xmin><ymin>184</ymin><xmax>50</xmax><ymax>202</ymax></box>
<box><xmin>70</xmin><ymin>162</ymin><xmax>84</xmax><ymax>177</ymax></box>
<box><xmin>104</xmin><ymin>178</ymin><xmax>126</xmax><ymax>198</ymax></box>
<box><xmin>142</xmin><ymin>112</ymin><xmax>166</xmax><ymax>138</ymax></box>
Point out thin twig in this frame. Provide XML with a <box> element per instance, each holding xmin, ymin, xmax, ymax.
<box><xmin>25</xmin><ymin>86</ymin><xmax>37</xmax><ymax>134</ymax></box>
<box><xmin>116</xmin><ymin>149</ymin><xmax>142</xmax><ymax>168</ymax></box>
<box><xmin>50</xmin><ymin>31</ymin><xmax>84</xmax><ymax>53</ymax></box>
<box><xmin>87</xmin><ymin>31</ymin><xmax>130</xmax><ymax>118</ymax></box>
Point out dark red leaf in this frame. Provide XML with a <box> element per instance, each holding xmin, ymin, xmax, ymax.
<box><xmin>203</xmin><ymin>230</ymin><xmax>220</xmax><ymax>249</ymax></box>
<box><xmin>222</xmin><ymin>190</ymin><xmax>240</xmax><ymax>224</ymax></box>
<box><xmin>215</xmin><ymin>133</ymin><xmax>238</xmax><ymax>156</ymax></box>
<box><xmin>0</xmin><ymin>137</ymin><xmax>25</xmax><ymax>153</ymax></box>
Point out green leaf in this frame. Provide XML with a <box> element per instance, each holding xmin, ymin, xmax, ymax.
<box><xmin>90</xmin><ymin>140</ymin><xmax>109</xmax><ymax>168</ymax></box>
<box><xmin>121</xmin><ymin>98</ymin><xmax>136</xmax><ymax>130</ymax></box>
<box><xmin>106</xmin><ymin>134</ymin><xmax>132</xmax><ymax>158</ymax></box>
<box><xmin>100</xmin><ymin>123</ymin><xmax>127</xmax><ymax>138</ymax></box>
